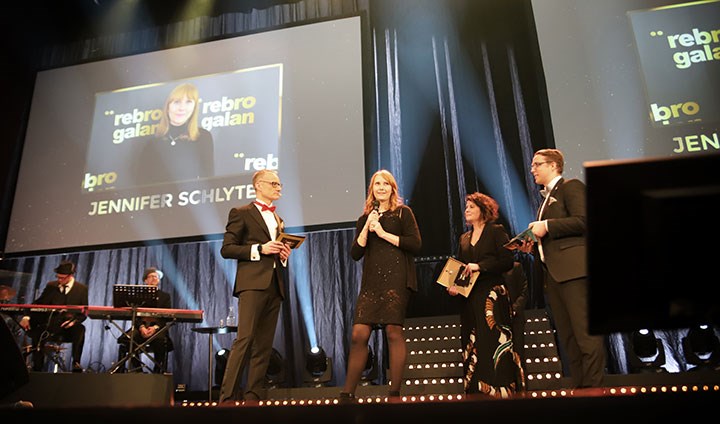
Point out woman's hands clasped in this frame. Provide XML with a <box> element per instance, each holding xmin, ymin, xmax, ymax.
<box><xmin>366</xmin><ymin>210</ymin><xmax>385</xmax><ymax>236</ymax></box>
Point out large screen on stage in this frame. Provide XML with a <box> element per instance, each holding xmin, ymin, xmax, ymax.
<box><xmin>5</xmin><ymin>14</ymin><xmax>368</xmax><ymax>256</ymax></box>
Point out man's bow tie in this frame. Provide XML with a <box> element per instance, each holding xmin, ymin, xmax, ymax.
<box><xmin>540</xmin><ymin>188</ymin><xmax>549</xmax><ymax>198</ymax></box>
<box><xmin>254</xmin><ymin>201</ymin><xmax>276</xmax><ymax>212</ymax></box>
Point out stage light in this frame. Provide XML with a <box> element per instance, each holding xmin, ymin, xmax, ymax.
<box><xmin>627</xmin><ymin>329</ymin><xmax>666</xmax><ymax>373</ymax></box>
<box><xmin>682</xmin><ymin>324</ymin><xmax>720</xmax><ymax>371</ymax></box>
<box><xmin>266</xmin><ymin>348</ymin><xmax>285</xmax><ymax>389</ymax></box>
<box><xmin>303</xmin><ymin>346</ymin><xmax>332</xmax><ymax>387</ymax></box>
<box><xmin>214</xmin><ymin>348</ymin><xmax>230</xmax><ymax>387</ymax></box>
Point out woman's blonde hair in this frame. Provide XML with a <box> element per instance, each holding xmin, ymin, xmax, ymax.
<box><xmin>363</xmin><ymin>169</ymin><xmax>404</xmax><ymax>214</ymax></box>
<box><xmin>156</xmin><ymin>83</ymin><xmax>201</xmax><ymax>141</ymax></box>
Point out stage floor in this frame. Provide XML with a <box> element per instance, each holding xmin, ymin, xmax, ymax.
<box><xmin>3</xmin><ymin>368</ymin><xmax>720</xmax><ymax>424</ymax></box>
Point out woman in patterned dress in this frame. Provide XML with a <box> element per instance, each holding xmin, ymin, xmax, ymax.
<box><xmin>446</xmin><ymin>192</ymin><xmax>524</xmax><ymax>398</ymax></box>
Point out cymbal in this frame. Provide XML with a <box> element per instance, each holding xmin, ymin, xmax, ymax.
<box><xmin>0</xmin><ymin>285</ymin><xmax>17</xmax><ymax>301</ymax></box>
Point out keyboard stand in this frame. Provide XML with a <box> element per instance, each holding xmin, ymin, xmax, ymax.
<box><xmin>102</xmin><ymin>306</ymin><xmax>175</xmax><ymax>374</ymax></box>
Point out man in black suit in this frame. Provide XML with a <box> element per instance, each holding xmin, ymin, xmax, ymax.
<box><xmin>524</xmin><ymin>148</ymin><xmax>606</xmax><ymax>389</ymax></box>
<box><xmin>117</xmin><ymin>267</ymin><xmax>173</xmax><ymax>373</ymax></box>
<box><xmin>218</xmin><ymin>169</ymin><xmax>292</xmax><ymax>404</ymax></box>
<box><xmin>18</xmin><ymin>260</ymin><xmax>89</xmax><ymax>373</ymax></box>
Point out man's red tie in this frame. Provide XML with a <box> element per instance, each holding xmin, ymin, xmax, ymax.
<box><xmin>254</xmin><ymin>201</ymin><xmax>276</xmax><ymax>212</ymax></box>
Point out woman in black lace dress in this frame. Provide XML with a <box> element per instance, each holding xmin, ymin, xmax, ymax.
<box><xmin>446</xmin><ymin>192</ymin><xmax>525</xmax><ymax>398</ymax></box>
<box><xmin>340</xmin><ymin>169</ymin><xmax>422</xmax><ymax>401</ymax></box>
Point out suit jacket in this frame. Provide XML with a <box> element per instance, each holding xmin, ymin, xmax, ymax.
<box><xmin>457</xmin><ymin>223</ymin><xmax>514</xmax><ymax>289</ymax></box>
<box><xmin>538</xmin><ymin>177</ymin><xmax>587</xmax><ymax>283</ymax></box>
<box><xmin>32</xmin><ymin>280</ymin><xmax>89</xmax><ymax>328</ymax></box>
<box><xmin>221</xmin><ymin>202</ymin><xmax>286</xmax><ymax>298</ymax></box>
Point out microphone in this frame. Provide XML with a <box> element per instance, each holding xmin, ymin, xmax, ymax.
<box><xmin>372</xmin><ymin>200</ymin><xmax>380</xmax><ymax>213</ymax></box>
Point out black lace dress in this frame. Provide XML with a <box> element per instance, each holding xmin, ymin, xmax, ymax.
<box><xmin>350</xmin><ymin>205</ymin><xmax>422</xmax><ymax>325</ymax></box>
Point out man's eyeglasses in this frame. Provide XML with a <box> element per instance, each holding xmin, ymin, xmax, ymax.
<box><xmin>530</xmin><ymin>161</ymin><xmax>550</xmax><ymax>169</ymax></box>
<box><xmin>259</xmin><ymin>180</ymin><xmax>283</xmax><ymax>189</ymax></box>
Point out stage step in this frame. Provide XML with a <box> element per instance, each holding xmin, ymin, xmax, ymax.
<box><xmin>401</xmin><ymin>315</ymin><xmax>464</xmax><ymax>394</ymax></box>
<box><xmin>521</xmin><ymin>308</ymin><xmax>565</xmax><ymax>390</ymax></box>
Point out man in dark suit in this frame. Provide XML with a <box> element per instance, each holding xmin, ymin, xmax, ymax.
<box><xmin>18</xmin><ymin>260</ymin><xmax>89</xmax><ymax>373</ymax></box>
<box><xmin>218</xmin><ymin>169</ymin><xmax>292</xmax><ymax>404</ymax></box>
<box><xmin>524</xmin><ymin>148</ymin><xmax>606</xmax><ymax>389</ymax></box>
<box><xmin>117</xmin><ymin>267</ymin><xmax>173</xmax><ymax>373</ymax></box>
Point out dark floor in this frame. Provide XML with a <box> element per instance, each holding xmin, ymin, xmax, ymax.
<box><xmin>2</xmin><ymin>370</ymin><xmax>720</xmax><ymax>423</ymax></box>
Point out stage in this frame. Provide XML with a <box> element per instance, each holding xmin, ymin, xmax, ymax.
<box><xmin>2</xmin><ymin>370</ymin><xmax>719</xmax><ymax>423</ymax></box>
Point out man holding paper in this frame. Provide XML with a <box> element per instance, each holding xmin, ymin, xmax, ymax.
<box><xmin>218</xmin><ymin>169</ymin><xmax>292</xmax><ymax>404</ymax></box>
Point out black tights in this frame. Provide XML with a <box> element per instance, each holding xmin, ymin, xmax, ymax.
<box><xmin>343</xmin><ymin>324</ymin><xmax>406</xmax><ymax>394</ymax></box>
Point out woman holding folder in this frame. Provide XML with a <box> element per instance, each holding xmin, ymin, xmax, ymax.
<box><xmin>445</xmin><ymin>192</ymin><xmax>524</xmax><ymax>398</ymax></box>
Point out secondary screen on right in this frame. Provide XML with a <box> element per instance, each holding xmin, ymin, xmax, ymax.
<box><xmin>530</xmin><ymin>0</ymin><xmax>720</xmax><ymax>180</ymax></box>
<box><xmin>532</xmin><ymin>0</ymin><xmax>720</xmax><ymax>333</ymax></box>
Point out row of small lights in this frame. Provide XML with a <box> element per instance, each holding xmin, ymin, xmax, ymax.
<box><xmin>526</xmin><ymin>317</ymin><xmax>550</xmax><ymax>323</ymax></box>
<box><xmin>180</xmin><ymin>392</ymin><xmax>466</xmax><ymax>408</ymax></box>
<box><xmin>529</xmin><ymin>384</ymin><xmax>720</xmax><ymax>398</ymax></box>
<box><xmin>406</xmin><ymin>335</ymin><xmax>461</xmax><ymax>342</ymax></box>
<box><xmin>407</xmin><ymin>362</ymin><xmax>463</xmax><ymax>370</ymax></box>
<box><xmin>180</xmin><ymin>382</ymin><xmax>720</xmax><ymax>407</ymax></box>
<box><xmin>410</xmin><ymin>347</ymin><xmax>462</xmax><ymax>356</ymax></box>
<box><xmin>405</xmin><ymin>323</ymin><xmax>460</xmax><ymax>331</ymax></box>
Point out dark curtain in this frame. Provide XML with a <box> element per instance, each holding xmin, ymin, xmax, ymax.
<box><xmin>1</xmin><ymin>0</ymin><xmax>707</xmax><ymax>392</ymax></box>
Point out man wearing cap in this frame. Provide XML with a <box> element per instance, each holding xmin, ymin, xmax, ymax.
<box><xmin>117</xmin><ymin>267</ymin><xmax>173</xmax><ymax>373</ymax></box>
<box><xmin>19</xmin><ymin>260</ymin><xmax>89</xmax><ymax>372</ymax></box>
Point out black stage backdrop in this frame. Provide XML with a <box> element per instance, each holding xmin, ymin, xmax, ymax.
<box><xmin>0</xmin><ymin>0</ymin><xmax>701</xmax><ymax>391</ymax></box>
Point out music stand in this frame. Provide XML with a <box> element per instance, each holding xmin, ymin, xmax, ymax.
<box><xmin>110</xmin><ymin>284</ymin><xmax>159</xmax><ymax>373</ymax></box>
<box><xmin>113</xmin><ymin>284</ymin><xmax>158</xmax><ymax>308</ymax></box>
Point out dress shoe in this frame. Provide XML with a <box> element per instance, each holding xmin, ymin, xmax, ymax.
<box><xmin>242</xmin><ymin>392</ymin><xmax>261</xmax><ymax>406</ymax></box>
<box><xmin>12</xmin><ymin>400</ymin><xmax>34</xmax><ymax>408</ymax></box>
<box><xmin>338</xmin><ymin>392</ymin><xmax>356</xmax><ymax>404</ymax></box>
<box><xmin>72</xmin><ymin>362</ymin><xmax>84</xmax><ymax>373</ymax></box>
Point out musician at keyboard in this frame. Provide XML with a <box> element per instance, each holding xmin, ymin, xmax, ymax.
<box><xmin>18</xmin><ymin>260</ymin><xmax>88</xmax><ymax>373</ymax></box>
<box><xmin>116</xmin><ymin>267</ymin><xmax>174</xmax><ymax>373</ymax></box>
